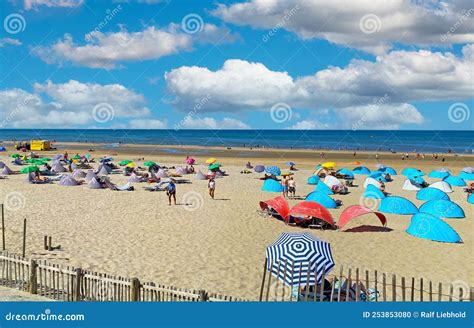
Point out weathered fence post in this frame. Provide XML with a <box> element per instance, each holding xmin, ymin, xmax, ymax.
<box><xmin>29</xmin><ymin>259</ymin><xmax>38</xmax><ymax>294</ymax></box>
<box><xmin>131</xmin><ymin>278</ymin><xmax>141</xmax><ymax>301</ymax></box>
<box><xmin>2</xmin><ymin>204</ymin><xmax>5</xmax><ymax>251</ymax></box>
<box><xmin>74</xmin><ymin>268</ymin><xmax>82</xmax><ymax>301</ymax></box>
<box><xmin>22</xmin><ymin>219</ymin><xmax>26</xmax><ymax>258</ymax></box>
<box><xmin>198</xmin><ymin>290</ymin><xmax>208</xmax><ymax>302</ymax></box>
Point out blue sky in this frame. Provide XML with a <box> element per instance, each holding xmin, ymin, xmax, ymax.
<box><xmin>0</xmin><ymin>0</ymin><xmax>473</xmax><ymax>130</ymax></box>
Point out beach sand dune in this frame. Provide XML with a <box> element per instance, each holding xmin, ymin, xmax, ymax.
<box><xmin>0</xmin><ymin>146</ymin><xmax>472</xmax><ymax>300</ymax></box>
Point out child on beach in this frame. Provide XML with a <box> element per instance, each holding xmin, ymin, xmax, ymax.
<box><xmin>166</xmin><ymin>179</ymin><xmax>177</xmax><ymax>205</ymax></box>
<box><xmin>208</xmin><ymin>178</ymin><xmax>216</xmax><ymax>199</ymax></box>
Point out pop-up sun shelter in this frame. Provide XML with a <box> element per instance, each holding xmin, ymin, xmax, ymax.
<box><xmin>419</xmin><ymin>200</ymin><xmax>465</xmax><ymax>219</ymax></box>
<box><xmin>443</xmin><ymin>175</ymin><xmax>466</xmax><ymax>187</ymax></box>
<box><xmin>416</xmin><ymin>187</ymin><xmax>449</xmax><ymax>201</ymax></box>
<box><xmin>352</xmin><ymin>166</ymin><xmax>371</xmax><ymax>175</ymax></box>
<box><xmin>262</xmin><ymin>179</ymin><xmax>284</xmax><ymax>192</ymax></box>
<box><xmin>323</xmin><ymin>175</ymin><xmax>342</xmax><ymax>189</ymax></box>
<box><xmin>307</xmin><ymin>175</ymin><xmax>320</xmax><ymax>185</ymax></box>
<box><xmin>377</xmin><ymin>167</ymin><xmax>397</xmax><ymax>175</ymax></box>
<box><xmin>315</xmin><ymin>181</ymin><xmax>334</xmax><ymax>195</ymax></box>
<box><xmin>363</xmin><ymin>184</ymin><xmax>385</xmax><ymax>199</ymax></box>
<box><xmin>378</xmin><ymin>196</ymin><xmax>418</xmax><ymax>215</ymax></box>
<box><xmin>429</xmin><ymin>181</ymin><xmax>453</xmax><ymax>193</ymax></box>
<box><xmin>306</xmin><ymin>191</ymin><xmax>338</xmax><ymax>208</ymax></box>
<box><xmin>428</xmin><ymin>170</ymin><xmax>450</xmax><ymax>179</ymax></box>
<box><xmin>459</xmin><ymin>171</ymin><xmax>474</xmax><ymax>180</ymax></box>
<box><xmin>406</xmin><ymin>213</ymin><xmax>462</xmax><ymax>243</ymax></box>
<box><xmin>338</xmin><ymin>205</ymin><xmax>387</xmax><ymax>230</ymax></box>
<box><xmin>288</xmin><ymin>201</ymin><xmax>334</xmax><ymax>227</ymax></box>
<box><xmin>259</xmin><ymin>196</ymin><xmax>289</xmax><ymax>222</ymax></box>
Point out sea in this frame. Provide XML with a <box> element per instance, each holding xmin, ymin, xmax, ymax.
<box><xmin>0</xmin><ymin>129</ymin><xmax>472</xmax><ymax>153</ymax></box>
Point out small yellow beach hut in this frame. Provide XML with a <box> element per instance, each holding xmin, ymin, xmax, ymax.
<box><xmin>30</xmin><ymin>140</ymin><xmax>51</xmax><ymax>151</ymax></box>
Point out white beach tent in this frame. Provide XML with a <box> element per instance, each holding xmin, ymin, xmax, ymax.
<box><xmin>72</xmin><ymin>169</ymin><xmax>86</xmax><ymax>179</ymax></box>
<box><xmin>88</xmin><ymin>177</ymin><xmax>103</xmax><ymax>189</ymax></box>
<box><xmin>402</xmin><ymin>179</ymin><xmax>422</xmax><ymax>191</ymax></box>
<box><xmin>195</xmin><ymin>170</ymin><xmax>208</xmax><ymax>180</ymax></box>
<box><xmin>430</xmin><ymin>181</ymin><xmax>453</xmax><ymax>193</ymax></box>
<box><xmin>363</xmin><ymin>177</ymin><xmax>381</xmax><ymax>189</ymax></box>
<box><xmin>323</xmin><ymin>175</ymin><xmax>342</xmax><ymax>188</ymax></box>
<box><xmin>85</xmin><ymin>169</ymin><xmax>97</xmax><ymax>182</ymax></box>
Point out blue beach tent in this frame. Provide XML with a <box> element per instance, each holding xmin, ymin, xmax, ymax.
<box><xmin>419</xmin><ymin>200</ymin><xmax>465</xmax><ymax>218</ymax></box>
<box><xmin>378</xmin><ymin>167</ymin><xmax>397</xmax><ymax>175</ymax></box>
<box><xmin>402</xmin><ymin>167</ymin><xmax>425</xmax><ymax>177</ymax></box>
<box><xmin>352</xmin><ymin>166</ymin><xmax>371</xmax><ymax>175</ymax></box>
<box><xmin>262</xmin><ymin>179</ymin><xmax>284</xmax><ymax>192</ymax></box>
<box><xmin>378</xmin><ymin>196</ymin><xmax>418</xmax><ymax>215</ymax></box>
<box><xmin>468</xmin><ymin>194</ymin><xmax>474</xmax><ymax>204</ymax></box>
<box><xmin>307</xmin><ymin>175</ymin><xmax>320</xmax><ymax>185</ymax></box>
<box><xmin>443</xmin><ymin>175</ymin><xmax>466</xmax><ymax>187</ymax></box>
<box><xmin>428</xmin><ymin>170</ymin><xmax>450</xmax><ymax>179</ymax></box>
<box><xmin>459</xmin><ymin>171</ymin><xmax>474</xmax><ymax>180</ymax></box>
<box><xmin>315</xmin><ymin>181</ymin><xmax>334</xmax><ymax>195</ymax></box>
<box><xmin>363</xmin><ymin>184</ymin><xmax>385</xmax><ymax>199</ymax></box>
<box><xmin>406</xmin><ymin>213</ymin><xmax>462</xmax><ymax>243</ymax></box>
<box><xmin>336</xmin><ymin>168</ymin><xmax>354</xmax><ymax>179</ymax></box>
<box><xmin>369</xmin><ymin>172</ymin><xmax>387</xmax><ymax>182</ymax></box>
<box><xmin>306</xmin><ymin>192</ymin><xmax>338</xmax><ymax>208</ymax></box>
<box><xmin>416</xmin><ymin>187</ymin><xmax>449</xmax><ymax>202</ymax></box>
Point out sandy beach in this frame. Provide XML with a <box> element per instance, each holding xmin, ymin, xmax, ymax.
<box><xmin>0</xmin><ymin>143</ymin><xmax>472</xmax><ymax>300</ymax></box>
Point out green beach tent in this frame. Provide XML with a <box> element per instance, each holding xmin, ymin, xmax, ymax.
<box><xmin>143</xmin><ymin>161</ymin><xmax>157</xmax><ymax>166</ymax></box>
<box><xmin>20</xmin><ymin>166</ymin><xmax>39</xmax><ymax>173</ymax></box>
<box><xmin>119</xmin><ymin>160</ymin><xmax>133</xmax><ymax>166</ymax></box>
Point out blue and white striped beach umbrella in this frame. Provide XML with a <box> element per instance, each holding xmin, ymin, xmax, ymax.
<box><xmin>266</xmin><ymin>232</ymin><xmax>335</xmax><ymax>286</ymax></box>
<box><xmin>265</xmin><ymin>166</ymin><xmax>281</xmax><ymax>176</ymax></box>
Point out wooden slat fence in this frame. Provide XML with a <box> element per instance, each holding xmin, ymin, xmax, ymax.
<box><xmin>259</xmin><ymin>259</ymin><xmax>473</xmax><ymax>302</ymax></box>
<box><xmin>0</xmin><ymin>252</ymin><xmax>244</xmax><ymax>302</ymax></box>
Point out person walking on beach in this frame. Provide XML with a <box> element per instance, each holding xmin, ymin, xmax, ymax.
<box><xmin>208</xmin><ymin>177</ymin><xmax>216</xmax><ymax>199</ymax></box>
<box><xmin>166</xmin><ymin>179</ymin><xmax>177</xmax><ymax>205</ymax></box>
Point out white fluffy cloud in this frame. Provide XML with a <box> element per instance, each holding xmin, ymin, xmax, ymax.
<box><xmin>165</xmin><ymin>45</ymin><xmax>473</xmax><ymax>115</ymax></box>
<box><xmin>24</xmin><ymin>0</ymin><xmax>84</xmax><ymax>10</ymax></box>
<box><xmin>180</xmin><ymin>117</ymin><xmax>250</xmax><ymax>129</ymax></box>
<box><xmin>0</xmin><ymin>38</ymin><xmax>22</xmax><ymax>47</ymax></box>
<box><xmin>213</xmin><ymin>0</ymin><xmax>474</xmax><ymax>54</ymax></box>
<box><xmin>287</xmin><ymin>119</ymin><xmax>327</xmax><ymax>130</ymax></box>
<box><xmin>337</xmin><ymin>104</ymin><xmax>425</xmax><ymax>130</ymax></box>
<box><xmin>34</xmin><ymin>24</ymin><xmax>239</xmax><ymax>69</ymax></box>
<box><xmin>0</xmin><ymin>80</ymin><xmax>150</xmax><ymax>128</ymax></box>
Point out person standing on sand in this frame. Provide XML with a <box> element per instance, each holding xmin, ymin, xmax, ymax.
<box><xmin>166</xmin><ymin>179</ymin><xmax>177</xmax><ymax>205</ymax></box>
<box><xmin>283</xmin><ymin>176</ymin><xmax>289</xmax><ymax>198</ymax></box>
<box><xmin>288</xmin><ymin>177</ymin><xmax>296</xmax><ymax>199</ymax></box>
<box><xmin>208</xmin><ymin>177</ymin><xmax>216</xmax><ymax>199</ymax></box>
